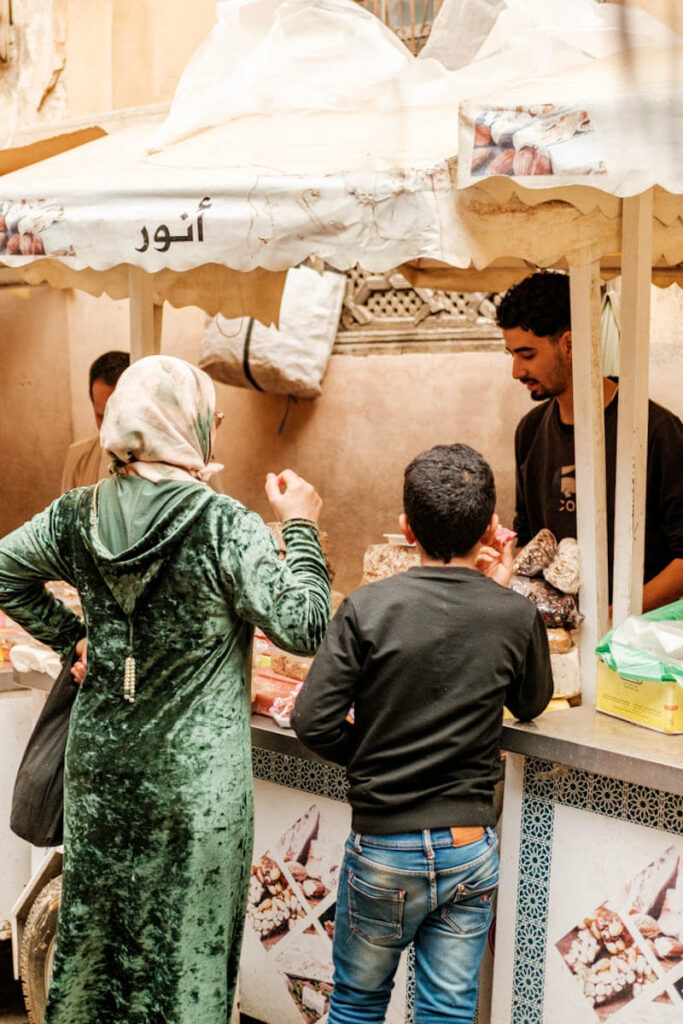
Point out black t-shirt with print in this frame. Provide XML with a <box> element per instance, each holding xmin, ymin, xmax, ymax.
<box><xmin>514</xmin><ymin>390</ymin><xmax>683</xmax><ymax>584</ymax></box>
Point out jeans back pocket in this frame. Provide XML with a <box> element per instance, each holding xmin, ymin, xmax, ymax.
<box><xmin>348</xmin><ymin>869</ymin><xmax>406</xmax><ymax>946</ymax></box>
<box><xmin>441</xmin><ymin>876</ymin><xmax>498</xmax><ymax>937</ymax></box>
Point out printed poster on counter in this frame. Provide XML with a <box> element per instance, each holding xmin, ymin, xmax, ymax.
<box><xmin>458</xmin><ymin>102</ymin><xmax>606</xmax><ymax>187</ymax></box>
<box><xmin>545</xmin><ymin>806</ymin><xmax>683</xmax><ymax>1022</ymax></box>
<box><xmin>240</xmin><ymin>779</ymin><xmax>408</xmax><ymax>1024</ymax></box>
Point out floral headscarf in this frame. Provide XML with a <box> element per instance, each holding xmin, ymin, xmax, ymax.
<box><xmin>100</xmin><ymin>355</ymin><xmax>223</xmax><ymax>484</ymax></box>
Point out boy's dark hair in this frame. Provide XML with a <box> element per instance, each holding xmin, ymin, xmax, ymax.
<box><xmin>496</xmin><ymin>271</ymin><xmax>570</xmax><ymax>339</ymax></box>
<box><xmin>89</xmin><ymin>351</ymin><xmax>130</xmax><ymax>395</ymax></box>
<box><xmin>403</xmin><ymin>444</ymin><xmax>496</xmax><ymax>562</ymax></box>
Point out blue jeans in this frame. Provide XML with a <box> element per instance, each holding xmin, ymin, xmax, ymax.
<box><xmin>328</xmin><ymin>827</ymin><xmax>498</xmax><ymax>1024</ymax></box>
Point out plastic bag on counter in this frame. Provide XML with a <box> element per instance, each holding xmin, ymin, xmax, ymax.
<box><xmin>514</xmin><ymin>530</ymin><xmax>580</xmax><ymax>595</ymax></box>
<box><xmin>361</xmin><ymin>543</ymin><xmax>420</xmax><ymax>586</ymax></box>
<box><xmin>510</xmin><ymin>574</ymin><xmax>583</xmax><ymax>629</ymax></box>
<box><xmin>543</xmin><ymin>537</ymin><xmax>580</xmax><ymax>595</ymax></box>
<box><xmin>270</xmin><ymin>682</ymin><xmax>303</xmax><ymax>729</ymax></box>
<box><xmin>596</xmin><ymin>599</ymin><xmax>683</xmax><ymax>685</ymax></box>
<box><xmin>513</xmin><ymin>529</ymin><xmax>557</xmax><ymax>577</ymax></box>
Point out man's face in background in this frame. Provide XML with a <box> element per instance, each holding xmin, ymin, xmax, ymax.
<box><xmin>90</xmin><ymin>378</ymin><xmax>116</xmax><ymax>430</ymax></box>
<box><xmin>503</xmin><ymin>327</ymin><xmax>572</xmax><ymax>402</ymax></box>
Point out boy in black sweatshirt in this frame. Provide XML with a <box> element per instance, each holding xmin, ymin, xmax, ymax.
<box><xmin>292</xmin><ymin>443</ymin><xmax>552</xmax><ymax>1024</ymax></box>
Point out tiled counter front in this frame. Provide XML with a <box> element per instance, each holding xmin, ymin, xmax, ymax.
<box><xmin>493</xmin><ymin>711</ymin><xmax>683</xmax><ymax>1024</ymax></box>
<box><xmin>244</xmin><ymin>719</ymin><xmax>411</xmax><ymax>1024</ymax></box>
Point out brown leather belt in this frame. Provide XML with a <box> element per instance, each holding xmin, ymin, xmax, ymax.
<box><xmin>450</xmin><ymin>826</ymin><xmax>485</xmax><ymax>847</ymax></box>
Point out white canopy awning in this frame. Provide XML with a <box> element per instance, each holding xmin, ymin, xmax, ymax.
<box><xmin>0</xmin><ymin>0</ymin><xmax>681</xmax><ymax>319</ymax></box>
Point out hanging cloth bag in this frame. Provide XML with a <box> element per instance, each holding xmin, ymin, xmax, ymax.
<box><xmin>199</xmin><ymin>265</ymin><xmax>346</xmax><ymax>398</ymax></box>
<box><xmin>10</xmin><ymin>644</ymin><xmax>80</xmax><ymax>847</ymax></box>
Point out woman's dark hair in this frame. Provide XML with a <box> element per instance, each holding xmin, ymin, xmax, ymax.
<box><xmin>496</xmin><ymin>271</ymin><xmax>570</xmax><ymax>339</ymax></box>
<box><xmin>89</xmin><ymin>351</ymin><xmax>130</xmax><ymax>395</ymax></box>
<box><xmin>403</xmin><ymin>444</ymin><xmax>496</xmax><ymax>562</ymax></box>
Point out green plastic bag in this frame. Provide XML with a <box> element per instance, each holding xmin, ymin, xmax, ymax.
<box><xmin>596</xmin><ymin>599</ymin><xmax>683</xmax><ymax>685</ymax></box>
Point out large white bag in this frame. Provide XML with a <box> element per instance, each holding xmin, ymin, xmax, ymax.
<box><xmin>198</xmin><ymin>265</ymin><xmax>346</xmax><ymax>398</ymax></box>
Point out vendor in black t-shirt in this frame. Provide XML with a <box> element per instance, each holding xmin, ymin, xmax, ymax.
<box><xmin>496</xmin><ymin>271</ymin><xmax>683</xmax><ymax>612</ymax></box>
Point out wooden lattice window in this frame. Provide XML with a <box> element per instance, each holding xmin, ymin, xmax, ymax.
<box><xmin>334</xmin><ymin>268</ymin><xmax>503</xmax><ymax>355</ymax></box>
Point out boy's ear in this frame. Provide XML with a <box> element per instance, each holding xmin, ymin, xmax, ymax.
<box><xmin>480</xmin><ymin>513</ymin><xmax>499</xmax><ymax>547</ymax></box>
<box><xmin>399</xmin><ymin>513</ymin><xmax>416</xmax><ymax>545</ymax></box>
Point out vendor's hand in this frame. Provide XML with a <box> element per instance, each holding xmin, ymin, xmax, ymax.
<box><xmin>476</xmin><ymin>538</ymin><xmax>515</xmax><ymax>588</ymax></box>
<box><xmin>71</xmin><ymin>638</ymin><xmax>87</xmax><ymax>685</ymax></box>
<box><xmin>265</xmin><ymin>469</ymin><xmax>322</xmax><ymax>524</ymax></box>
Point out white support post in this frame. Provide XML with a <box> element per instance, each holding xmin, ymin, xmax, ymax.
<box><xmin>490</xmin><ymin>753</ymin><xmax>525</xmax><ymax>1024</ymax></box>
<box><xmin>570</xmin><ymin>262</ymin><xmax>610</xmax><ymax>705</ymax></box>
<box><xmin>612</xmin><ymin>191</ymin><xmax>653</xmax><ymax>625</ymax></box>
<box><xmin>128</xmin><ymin>267</ymin><xmax>163</xmax><ymax>362</ymax></box>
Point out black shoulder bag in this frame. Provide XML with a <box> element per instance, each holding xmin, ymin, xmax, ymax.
<box><xmin>10</xmin><ymin>643</ymin><xmax>80</xmax><ymax>847</ymax></box>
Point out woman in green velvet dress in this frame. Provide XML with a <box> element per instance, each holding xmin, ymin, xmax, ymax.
<box><xmin>0</xmin><ymin>355</ymin><xmax>331</xmax><ymax>1024</ymax></box>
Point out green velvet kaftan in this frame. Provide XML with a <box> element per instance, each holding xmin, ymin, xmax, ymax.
<box><xmin>0</xmin><ymin>478</ymin><xmax>331</xmax><ymax>1024</ymax></box>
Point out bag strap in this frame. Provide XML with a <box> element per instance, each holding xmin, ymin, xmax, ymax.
<box><xmin>242</xmin><ymin>318</ymin><xmax>265</xmax><ymax>392</ymax></box>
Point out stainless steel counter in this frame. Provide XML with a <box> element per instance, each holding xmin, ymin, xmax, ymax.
<box><xmin>502</xmin><ymin>706</ymin><xmax>682</xmax><ymax>795</ymax></box>
<box><xmin>250</xmin><ymin>713</ymin><xmax>330</xmax><ymax>764</ymax></box>
<box><xmin>9</xmin><ymin>666</ymin><xmax>680</xmax><ymax>798</ymax></box>
<box><xmin>253</xmin><ymin>709</ymin><xmax>683</xmax><ymax>796</ymax></box>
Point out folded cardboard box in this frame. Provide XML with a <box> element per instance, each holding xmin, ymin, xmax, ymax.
<box><xmin>596</xmin><ymin>660</ymin><xmax>683</xmax><ymax>734</ymax></box>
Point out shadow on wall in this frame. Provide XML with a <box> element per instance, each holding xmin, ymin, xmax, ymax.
<box><xmin>0</xmin><ymin>286</ymin><xmax>72</xmax><ymax>537</ymax></box>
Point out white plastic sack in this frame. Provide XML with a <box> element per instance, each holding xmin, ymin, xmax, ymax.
<box><xmin>420</xmin><ymin>0</ymin><xmax>505</xmax><ymax>71</ymax></box>
<box><xmin>149</xmin><ymin>0</ymin><xmax>681</xmax><ymax>189</ymax></box>
<box><xmin>473</xmin><ymin>0</ymin><xmax>681</xmax><ymax>65</ymax></box>
<box><xmin>149</xmin><ymin>0</ymin><xmax>451</xmax><ymax>151</ymax></box>
<box><xmin>611</xmin><ymin>616</ymin><xmax>683</xmax><ymax>672</ymax></box>
<box><xmin>199</xmin><ymin>264</ymin><xmax>346</xmax><ymax>398</ymax></box>
<box><xmin>422</xmin><ymin>0</ymin><xmax>681</xmax><ymax>78</ymax></box>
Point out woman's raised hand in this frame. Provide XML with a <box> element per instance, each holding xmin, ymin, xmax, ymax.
<box><xmin>265</xmin><ymin>470</ymin><xmax>322</xmax><ymax>524</ymax></box>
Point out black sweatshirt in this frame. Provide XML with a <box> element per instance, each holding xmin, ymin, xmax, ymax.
<box><xmin>291</xmin><ymin>567</ymin><xmax>552</xmax><ymax>833</ymax></box>
<box><xmin>514</xmin><ymin>392</ymin><xmax>683</xmax><ymax>585</ymax></box>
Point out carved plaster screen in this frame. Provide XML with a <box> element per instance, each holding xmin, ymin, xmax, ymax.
<box><xmin>334</xmin><ymin>267</ymin><xmax>503</xmax><ymax>356</ymax></box>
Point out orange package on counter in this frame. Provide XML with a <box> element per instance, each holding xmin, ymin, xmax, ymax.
<box><xmin>251</xmin><ymin>670</ymin><xmax>300</xmax><ymax>718</ymax></box>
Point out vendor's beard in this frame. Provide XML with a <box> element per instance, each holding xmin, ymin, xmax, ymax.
<box><xmin>530</xmin><ymin>384</ymin><xmax>564</xmax><ymax>402</ymax></box>
<box><xmin>528</xmin><ymin>352</ymin><xmax>570</xmax><ymax>402</ymax></box>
